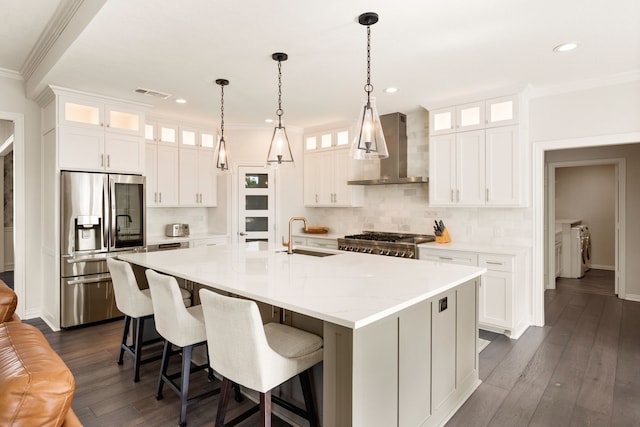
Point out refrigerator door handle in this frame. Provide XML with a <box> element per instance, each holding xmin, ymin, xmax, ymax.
<box><xmin>103</xmin><ymin>175</ymin><xmax>111</xmax><ymax>250</ymax></box>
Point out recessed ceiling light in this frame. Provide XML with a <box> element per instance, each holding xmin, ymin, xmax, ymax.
<box><xmin>175</xmin><ymin>98</ymin><xmax>187</xmax><ymax>104</ymax></box>
<box><xmin>553</xmin><ymin>42</ymin><xmax>577</xmax><ymax>53</ymax></box>
<box><xmin>384</xmin><ymin>87</ymin><xmax>398</xmax><ymax>93</ymax></box>
<box><xmin>265</xmin><ymin>118</ymin><xmax>274</xmax><ymax>123</ymax></box>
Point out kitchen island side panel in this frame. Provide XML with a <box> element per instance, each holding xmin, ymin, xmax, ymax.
<box><xmin>322</xmin><ymin>279</ymin><xmax>479</xmax><ymax>427</ymax></box>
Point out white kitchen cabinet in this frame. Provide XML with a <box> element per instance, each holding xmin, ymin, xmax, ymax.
<box><xmin>429</xmin><ymin>93</ymin><xmax>523</xmax><ymax>207</ymax></box>
<box><xmin>178</xmin><ymin>147</ymin><xmax>217</xmax><ymax>206</ymax></box>
<box><xmin>179</xmin><ymin>125</ymin><xmax>216</xmax><ymax>150</ymax></box>
<box><xmin>190</xmin><ymin>236</ymin><xmax>228</xmax><ymax>248</ymax></box>
<box><xmin>59</xmin><ymin>95</ymin><xmax>144</xmax><ymax>136</ymax></box>
<box><xmin>429</xmin><ymin>95</ymin><xmax>518</xmax><ymax>135</ymax></box>
<box><xmin>303</xmin><ymin>147</ymin><xmax>363</xmax><ymax>207</ymax></box>
<box><xmin>429</xmin><ymin>130</ymin><xmax>486</xmax><ymax>206</ymax></box>
<box><xmin>145</xmin><ymin>143</ymin><xmax>179</xmax><ymax>206</ymax></box>
<box><xmin>292</xmin><ymin>235</ymin><xmax>338</xmax><ymax>250</ymax></box>
<box><xmin>478</xmin><ymin>254</ymin><xmax>513</xmax><ymax>330</ymax></box>
<box><xmin>56</xmin><ymin>93</ymin><xmax>146</xmax><ymax>174</ymax></box>
<box><xmin>419</xmin><ymin>245</ymin><xmax>528</xmax><ymax>338</ymax></box>
<box><xmin>145</xmin><ymin>121</ymin><xmax>179</xmax><ymax>145</ymax></box>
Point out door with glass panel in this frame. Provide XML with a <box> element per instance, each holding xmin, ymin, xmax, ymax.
<box><xmin>238</xmin><ymin>167</ymin><xmax>275</xmax><ymax>243</ymax></box>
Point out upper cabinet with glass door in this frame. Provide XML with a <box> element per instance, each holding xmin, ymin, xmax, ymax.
<box><xmin>179</xmin><ymin>125</ymin><xmax>216</xmax><ymax>151</ymax></box>
<box><xmin>429</xmin><ymin>94</ymin><xmax>518</xmax><ymax>136</ymax></box>
<box><xmin>58</xmin><ymin>95</ymin><xmax>145</xmax><ymax>136</ymax></box>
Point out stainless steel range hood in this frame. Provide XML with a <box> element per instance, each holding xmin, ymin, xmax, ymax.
<box><xmin>347</xmin><ymin>112</ymin><xmax>428</xmax><ymax>185</ymax></box>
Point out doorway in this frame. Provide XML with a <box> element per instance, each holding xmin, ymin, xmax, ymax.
<box><xmin>546</xmin><ymin>159</ymin><xmax>623</xmax><ymax>296</ymax></box>
<box><xmin>0</xmin><ymin>111</ymin><xmax>24</xmax><ymax>318</ymax></box>
<box><xmin>0</xmin><ymin>119</ymin><xmax>15</xmax><ymax>285</ymax></box>
<box><xmin>236</xmin><ymin>166</ymin><xmax>275</xmax><ymax>244</ymax></box>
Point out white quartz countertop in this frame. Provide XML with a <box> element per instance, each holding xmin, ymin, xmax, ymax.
<box><xmin>147</xmin><ymin>233</ymin><xmax>228</xmax><ymax>245</ymax></box>
<box><xmin>419</xmin><ymin>241</ymin><xmax>529</xmax><ymax>255</ymax></box>
<box><xmin>119</xmin><ymin>243</ymin><xmax>485</xmax><ymax>330</ymax></box>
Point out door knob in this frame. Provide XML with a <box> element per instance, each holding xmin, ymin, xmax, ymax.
<box><xmin>239</xmin><ymin>232</ymin><xmax>247</xmax><ymax>236</ymax></box>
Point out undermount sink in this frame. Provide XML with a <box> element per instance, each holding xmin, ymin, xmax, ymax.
<box><xmin>290</xmin><ymin>249</ymin><xmax>335</xmax><ymax>257</ymax></box>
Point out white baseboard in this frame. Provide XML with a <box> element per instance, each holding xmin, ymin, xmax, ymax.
<box><xmin>625</xmin><ymin>294</ymin><xmax>640</xmax><ymax>303</ymax></box>
<box><xmin>589</xmin><ymin>264</ymin><xmax>615</xmax><ymax>271</ymax></box>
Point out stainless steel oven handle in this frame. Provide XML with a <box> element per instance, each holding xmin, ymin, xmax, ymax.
<box><xmin>64</xmin><ymin>273</ymin><xmax>111</xmax><ymax>285</ymax></box>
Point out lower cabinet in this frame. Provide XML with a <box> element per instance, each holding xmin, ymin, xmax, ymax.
<box><xmin>291</xmin><ymin>235</ymin><xmax>338</xmax><ymax>250</ymax></box>
<box><xmin>189</xmin><ymin>236</ymin><xmax>228</xmax><ymax>248</ymax></box>
<box><xmin>418</xmin><ymin>246</ymin><xmax>528</xmax><ymax>339</ymax></box>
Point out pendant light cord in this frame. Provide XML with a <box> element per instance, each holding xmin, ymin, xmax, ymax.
<box><xmin>276</xmin><ymin>59</ymin><xmax>284</xmax><ymax>127</ymax></box>
<box><xmin>220</xmin><ymin>84</ymin><xmax>225</xmax><ymax>139</ymax></box>
<box><xmin>365</xmin><ymin>24</ymin><xmax>373</xmax><ymax>105</ymax></box>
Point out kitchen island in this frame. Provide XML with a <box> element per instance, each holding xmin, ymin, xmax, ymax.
<box><xmin>119</xmin><ymin>242</ymin><xmax>486</xmax><ymax>427</ymax></box>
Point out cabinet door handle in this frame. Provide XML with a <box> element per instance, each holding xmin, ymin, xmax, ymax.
<box><xmin>159</xmin><ymin>192</ymin><xmax>162</xmax><ymax>203</ymax></box>
<box><xmin>456</xmin><ymin>189</ymin><xmax>460</xmax><ymax>202</ymax></box>
<box><xmin>486</xmin><ymin>261</ymin><xmax>504</xmax><ymax>265</ymax></box>
<box><xmin>451</xmin><ymin>189</ymin><xmax>454</xmax><ymax>202</ymax></box>
<box><xmin>107</xmin><ymin>155</ymin><xmax>110</xmax><ymax>168</ymax></box>
<box><xmin>101</xmin><ymin>154</ymin><xmax>104</xmax><ymax>167</ymax></box>
<box><xmin>486</xmin><ymin>188</ymin><xmax>489</xmax><ymax>202</ymax></box>
<box><xmin>154</xmin><ymin>192</ymin><xmax>157</xmax><ymax>203</ymax></box>
<box><xmin>439</xmin><ymin>256</ymin><xmax>453</xmax><ymax>261</ymax></box>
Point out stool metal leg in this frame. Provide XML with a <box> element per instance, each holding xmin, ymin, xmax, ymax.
<box><xmin>215</xmin><ymin>377</ymin><xmax>232</xmax><ymax>427</ymax></box>
<box><xmin>133</xmin><ymin>316</ymin><xmax>145</xmax><ymax>382</ymax></box>
<box><xmin>260</xmin><ymin>390</ymin><xmax>272</xmax><ymax>427</ymax></box>
<box><xmin>299</xmin><ymin>369</ymin><xmax>319</xmax><ymax>427</ymax></box>
<box><xmin>179</xmin><ymin>344</ymin><xmax>193</xmax><ymax>427</ymax></box>
<box><xmin>118</xmin><ymin>315</ymin><xmax>131</xmax><ymax>365</ymax></box>
<box><xmin>156</xmin><ymin>340</ymin><xmax>171</xmax><ymax>399</ymax></box>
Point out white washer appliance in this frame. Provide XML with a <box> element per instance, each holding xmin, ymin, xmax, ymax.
<box><xmin>566</xmin><ymin>225</ymin><xmax>590</xmax><ymax>278</ymax></box>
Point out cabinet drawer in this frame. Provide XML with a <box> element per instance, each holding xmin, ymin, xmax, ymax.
<box><xmin>479</xmin><ymin>254</ymin><xmax>513</xmax><ymax>272</ymax></box>
<box><xmin>306</xmin><ymin>237</ymin><xmax>338</xmax><ymax>250</ymax></box>
<box><xmin>419</xmin><ymin>248</ymin><xmax>478</xmax><ymax>266</ymax></box>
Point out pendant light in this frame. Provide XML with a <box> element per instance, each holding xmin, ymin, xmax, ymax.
<box><xmin>351</xmin><ymin>12</ymin><xmax>389</xmax><ymax>160</ymax></box>
<box><xmin>266</xmin><ymin>52</ymin><xmax>294</xmax><ymax>166</ymax></box>
<box><xmin>215</xmin><ymin>78</ymin><xmax>230</xmax><ymax>172</ymax></box>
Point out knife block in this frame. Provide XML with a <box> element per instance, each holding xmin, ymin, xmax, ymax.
<box><xmin>435</xmin><ymin>228</ymin><xmax>451</xmax><ymax>243</ymax></box>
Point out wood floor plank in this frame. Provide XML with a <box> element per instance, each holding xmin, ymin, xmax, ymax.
<box><xmin>445</xmin><ymin>382</ymin><xmax>509</xmax><ymax>427</ymax></box>
<box><xmin>611</xmin><ymin>300</ymin><xmax>640</xmax><ymax>426</ymax></box>
<box><xmin>573</xmin><ymin>296</ymin><xmax>622</xmax><ymax>420</ymax></box>
<box><xmin>478</xmin><ymin>334</ymin><xmax>516</xmax><ymax>381</ymax></box>
<box><xmin>484</xmin><ymin>326</ymin><xmax>550</xmax><ymax>391</ymax></box>
<box><xmin>487</xmin><ymin>341</ymin><xmax>565</xmax><ymax>427</ymax></box>
<box><xmin>528</xmin><ymin>294</ymin><xmax>606</xmax><ymax>427</ymax></box>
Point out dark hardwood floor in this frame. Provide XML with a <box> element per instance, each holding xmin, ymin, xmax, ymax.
<box><xmin>448</xmin><ymin>269</ymin><xmax>640</xmax><ymax>427</ymax></box>
<box><xmin>27</xmin><ymin>268</ymin><xmax>639</xmax><ymax>426</ymax></box>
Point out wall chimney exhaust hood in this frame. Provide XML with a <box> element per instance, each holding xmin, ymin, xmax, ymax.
<box><xmin>348</xmin><ymin>112</ymin><xmax>428</xmax><ymax>185</ymax></box>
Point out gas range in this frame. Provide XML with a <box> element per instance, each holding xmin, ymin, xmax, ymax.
<box><xmin>337</xmin><ymin>231</ymin><xmax>435</xmax><ymax>259</ymax></box>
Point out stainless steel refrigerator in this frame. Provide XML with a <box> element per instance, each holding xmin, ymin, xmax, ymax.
<box><xmin>60</xmin><ymin>171</ymin><xmax>146</xmax><ymax>328</ymax></box>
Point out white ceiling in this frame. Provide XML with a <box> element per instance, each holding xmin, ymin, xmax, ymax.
<box><xmin>2</xmin><ymin>0</ymin><xmax>640</xmax><ymax>129</ymax></box>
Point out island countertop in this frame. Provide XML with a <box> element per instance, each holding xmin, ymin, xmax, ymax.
<box><xmin>118</xmin><ymin>242</ymin><xmax>485</xmax><ymax>329</ymax></box>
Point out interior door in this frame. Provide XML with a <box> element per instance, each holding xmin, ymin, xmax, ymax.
<box><xmin>238</xmin><ymin>166</ymin><xmax>275</xmax><ymax>244</ymax></box>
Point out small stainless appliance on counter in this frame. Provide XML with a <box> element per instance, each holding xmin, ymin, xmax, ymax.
<box><xmin>165</xmin><ymin>223</ymin><xmax>190</xmax><ymax>237</ymax></box>
<box><xmin>338</xmin><ymin>231</ymin><xmax>434</xmax><ymax>259</ymax></box>
<box><xmin>60</xmin><ymin>171</ymin><xmax>146</xmax><ymax>328</ymax></box>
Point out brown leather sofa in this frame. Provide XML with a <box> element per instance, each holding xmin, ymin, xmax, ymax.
<box><xmin>0</xmin><ymin>280</ymin><xmax>82</xmax><ymax>426</ymax></box>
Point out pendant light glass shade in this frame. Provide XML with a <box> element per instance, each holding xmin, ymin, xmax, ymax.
<box><xmin>267</xmin><ymin>52</ymin><xmax>294</xmax><ymax>167</ymax></box>
<box><xmin>351</xmin><ymin>12</ymin><xmax>389</xmax><ymax>160</ymax></box>
<box><xmin>215</xmin><ymin>78</ymin><xmax>231</xmax><ymax>172</ymax></box>
<box><xmin>350</xmin><ymin>96</ymin><xmax>388</xmax><ymax>160</ymax></box>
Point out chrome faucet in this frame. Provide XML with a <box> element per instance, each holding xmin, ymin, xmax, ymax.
<box><xmin>282</xmin><ymin>216</ymin><xmax>307</xmax><ymax>254</ymax></box>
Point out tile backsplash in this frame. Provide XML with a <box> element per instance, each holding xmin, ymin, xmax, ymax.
<box><xmin>146</xmin><ymin>207</ymin><xmax>211</xmax><ymax>237</ymax></box>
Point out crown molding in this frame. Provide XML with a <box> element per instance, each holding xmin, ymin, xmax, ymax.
<box><xmin>529</xmin><ymin>70</ymin><xmax>640</xmax><ymax>99</ymax></box>
<box><xmin>0</xmin><ymin>68</ymin><xmax>23</xmax><ymax>81</ymax></box>
<box><xmin>20</xmin><ymin>0</ymin><xmax>84</xmax><ymax>81</ymax></box>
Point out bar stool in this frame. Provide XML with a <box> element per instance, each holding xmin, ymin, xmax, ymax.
<box><xmin>146</xmin><ymin>269</ymin><xmax>218</xmax><ymax>427</ymax></box>
<box><xmin>108</xmin><ymin>257</ymin><xmax>188</xmax><ymax>382</ymax></box>
<box><xmin>199</xmin><ymin>288</ymin><xmax>323</xmax><ymax>427</ymax></box>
